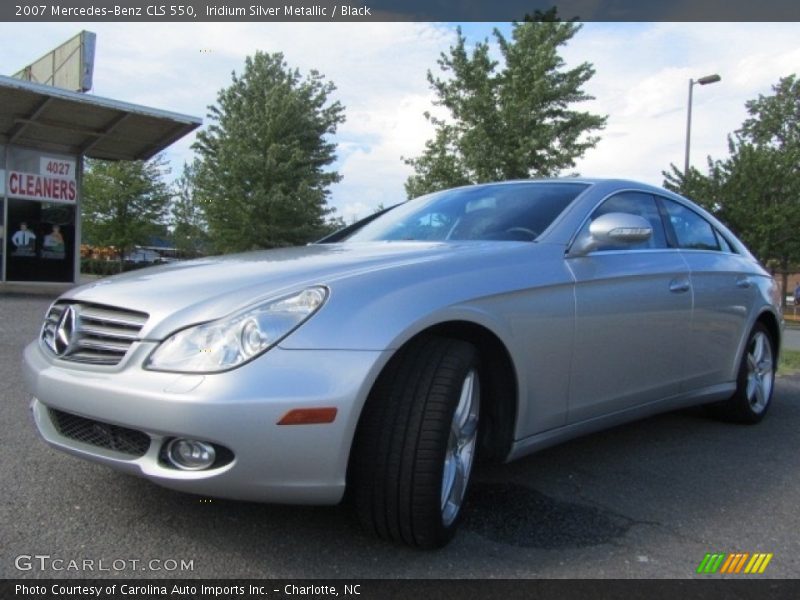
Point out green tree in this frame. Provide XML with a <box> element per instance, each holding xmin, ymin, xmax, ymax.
<box><xmin>170</xmin><ymin>162</ymin><xmax>209</xmax><ymax>257</ymax></box>
<box><xmin>739</xmin><ymin>75</ymin><xmax>800</xmax><ymax>151</ymax></box>
<box><xmin>193</xmin><ymin>51</ymin><xmax>345</xmax><ymax>253</ymax></box>
<box><xmin>81</xmin><ymin>156</ymin><xmax>171</xmax><ymax>264</ymax></box>
<box><xmin>404</xmin><ymin>21</ymin><xmax>606</xmax><ymax>198</ymax></box>
<box><xmin>664</xmin><ymin>75</ymin><xmax>800</xmax><ymax>305</ymax></box>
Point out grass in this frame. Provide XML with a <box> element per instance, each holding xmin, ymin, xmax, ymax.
<box><xmin>778</xmin><ymin>348</ymin><xmax>800</xmax><ymax>376</ymax></box>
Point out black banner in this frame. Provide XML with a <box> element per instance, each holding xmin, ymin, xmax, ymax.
<box><xmin>3</xmin><ymin>0</ymin><xmax>800</xmax><ymax>22</ymax></box>
<box><xmin>3</xmin><ymin>580</ymin><xmax>800</xmax><ymax>600</ymax></box>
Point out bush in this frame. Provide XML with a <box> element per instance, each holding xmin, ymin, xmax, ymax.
<box><xmin>80</xmin><ymin>258</ymin><xmax>163</xmax><ymax>276</ymax></box>
<box><xmin>80</xmin><ymin>258</ymin><xmax>122</xmax><ymax>276</ymax></box>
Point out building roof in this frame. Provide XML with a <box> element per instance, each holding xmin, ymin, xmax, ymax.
<box><xmin>0</xmin><ymin>75</ymin><xmax>201</xmax><ymax>160</ymax></box>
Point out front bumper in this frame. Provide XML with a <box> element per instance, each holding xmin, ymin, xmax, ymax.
<box><xmin>24</xmin><ymin>340</ymin><xmax>389</xmax><ymax>504</ymax></box>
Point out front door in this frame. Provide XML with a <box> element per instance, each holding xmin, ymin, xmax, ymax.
<box><xmin>566</xmin><ymin>192</ymin><xmax>693</xmax><ymax>423</ymax></box>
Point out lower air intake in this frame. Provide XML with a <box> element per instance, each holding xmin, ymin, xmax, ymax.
<box><xmin>49</xmin><ymin>408</ymin><xmax>151</xmax><ymax>457</ymax></box>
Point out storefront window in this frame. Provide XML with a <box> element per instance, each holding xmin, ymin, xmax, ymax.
<box><xmin>6</xmin><ymin>199</ymin><xmax>75</xmax><ymax>282</ymax></box>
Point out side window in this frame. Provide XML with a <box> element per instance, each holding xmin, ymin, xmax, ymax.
<box><xmin>661</xmin><ymin>200</ymin><xmax>720</xmax><ymax>251</ymax></box>
<box><xmin>715</xmin><ymin>229</ymin><xmax>737</xmax><ymax>254</ymax></box>
<box><xmin>580</xmin><ymin>192</ymin><xmax>668</xmax><ymax>251</ymax></box>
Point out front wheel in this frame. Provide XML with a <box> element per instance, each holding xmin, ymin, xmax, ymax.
<box><xmin>350</xmin><ymin>335</ymin><xmax>480</xmax><ymax>548</ymax></box>
<box><xmin>709</xmin><ymin>323</ymin><xmax>776</xmax><ymax>424</ymax></box>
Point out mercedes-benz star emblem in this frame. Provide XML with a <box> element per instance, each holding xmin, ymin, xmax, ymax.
<box><xmin>54</xmin><ymin>306</ymin><xmax>78</xmax><ymax>356</ymax></box>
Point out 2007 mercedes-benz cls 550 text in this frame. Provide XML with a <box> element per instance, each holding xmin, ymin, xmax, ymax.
<box><xmin>24</xmin><ymin>179</ymin><xmax>781</xmax><ymax>548</ymax></box>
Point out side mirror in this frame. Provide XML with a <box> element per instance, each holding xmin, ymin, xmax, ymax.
<box><xmin>569</xmin><ymin>212</ymin><xmax>652</xmax><ymax>257</ymax></box>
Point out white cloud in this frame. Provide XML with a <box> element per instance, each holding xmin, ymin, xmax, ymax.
<box><xmin>561</xmin><ymin>22</ymin><xmax>800</xmax><ymax>184</ymax></box>
<box><xmin>1</xmin><ymin>22</ymin><xmax>453</xmax><ymax>219</ymax></box>
<box><xmin>2</xmin><ymin>21</ymin><xmax>799</xmax><ymax>219</ymax></box>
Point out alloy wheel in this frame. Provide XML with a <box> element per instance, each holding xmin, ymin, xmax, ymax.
<box><xmin>441</xmin><ymin>369</ymin><xmax>480</xmax><ymax>526</ymax></box>
<box><xmin>746</xmin><ymin>331</ymin><xmax>774</xmax><ymax>414</ymax></box>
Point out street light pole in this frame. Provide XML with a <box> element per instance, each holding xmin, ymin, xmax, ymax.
<box><xmin>684</xmin><ymin>73</ymin><xmax>721</xmax><ymax>178</ymax></box>
<box><xmin>684</xmin><ymin>79</ymin><xmax>695</xmax><ymax>177</ymax></box>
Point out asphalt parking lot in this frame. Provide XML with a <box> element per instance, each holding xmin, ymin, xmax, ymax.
<box><xmin>2</xmin><ymin>292</ymin><xmax>799</xmax><ymax>579</ymax></box>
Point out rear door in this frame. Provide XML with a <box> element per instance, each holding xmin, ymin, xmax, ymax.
<box><xmin>659</xmin><ymin>197</ymin><xmax>755</xmax><ymax>389</ymax></box>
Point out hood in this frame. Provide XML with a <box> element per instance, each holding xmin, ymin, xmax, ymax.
<box><xmin>66</xmin><ymin>242</ymin><xmax>514</xmax><ymax>339</ymax></box>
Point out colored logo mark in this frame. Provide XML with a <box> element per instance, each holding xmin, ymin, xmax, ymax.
<box><xmin>696</xmin><ymin>553</ymin><xmax>773</xmax><ymax>574</ymax></box>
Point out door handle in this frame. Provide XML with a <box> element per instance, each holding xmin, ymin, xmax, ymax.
<box><xmin>669</xmin><ymin>278</ymin><xmax>691</xmax><ymax>293</ymax></box>
<box><xmin>736</xmin><ymin>277</ymin><xmax>752</xmax><ymax>289</ymax></box>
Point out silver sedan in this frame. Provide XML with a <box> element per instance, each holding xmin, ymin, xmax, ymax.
<box><xmin>23</xmin><ymin>179</ymin><xmax>781</xmax><ymax>548</ymax></box>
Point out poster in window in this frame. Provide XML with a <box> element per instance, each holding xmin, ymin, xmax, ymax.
<box><xmin>6</xmin><ymin>199</ymin><xmax>75</xmax><ymax>282</ymax></box>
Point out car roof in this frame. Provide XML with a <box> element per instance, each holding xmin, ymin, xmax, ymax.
<box><xmin>462</xmin><ymin>177</ymin><xmax>660</xmax><ymax>188</ymax></box>
<box><xmin>459</xmin><ymin>178</ymin><xmax>692</xmax><ymax>203</ymax></box>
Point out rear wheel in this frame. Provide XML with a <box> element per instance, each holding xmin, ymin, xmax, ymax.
<box><xmin>351</xmin><ymin>335</ymin><xmax>480</xmax><ymax>548</ymax></box>
<box><xmin>709</xmin><ymin>323</ymin><xmax>775</xmax><ymax>423</ymax></box>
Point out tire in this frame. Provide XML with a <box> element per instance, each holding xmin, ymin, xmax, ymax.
<box><xmin>709</xmin><ymin>323</ymin><xmax>776</xmax><ymax>424</ymax></box>
<box><xmin>350</xmin><ymin>335</ymin><xmax>481</xmax><ymax>549</ymax></box>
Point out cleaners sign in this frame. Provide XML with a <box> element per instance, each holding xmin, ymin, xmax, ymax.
<box><xmin>7</xmin><ymin>157</ymin><xmax>77</xmax><ymax>203</ymax></box>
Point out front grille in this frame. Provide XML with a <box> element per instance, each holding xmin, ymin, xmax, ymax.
<box><xmin>49</xmin><ymin>408</ymin><xmax>151</xmax><ymax>457</ymax></box>
<box><xmin>41</xmin><ymin>301</ymin><xmax>148</xmax><ymax>365</ymax></box>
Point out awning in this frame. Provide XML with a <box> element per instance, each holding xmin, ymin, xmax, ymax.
<box><xmin>0</xmin><ymin>74</ymin><xmax>201</xmax><ymax>160</ymax></box>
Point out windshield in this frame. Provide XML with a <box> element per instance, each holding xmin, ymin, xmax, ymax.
<box><xmin>345</xmin><ymin>182</ymin><xmax>589</xmax><ymax>243</ymax></box>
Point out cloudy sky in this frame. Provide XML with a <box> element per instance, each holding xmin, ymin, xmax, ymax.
<box><xmin>1</xmin><ymin>22</ymin><xmax>799</xmax><ymax>221</ymax></box>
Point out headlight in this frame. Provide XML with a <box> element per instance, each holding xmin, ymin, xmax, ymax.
<box><xmin>145</xmin><ymin>286</ymin><xmax>327</xmax><ymax>373</ymax></box>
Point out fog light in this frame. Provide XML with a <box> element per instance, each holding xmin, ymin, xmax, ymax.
<box><xmin>166</xmin><ymin>438</ymin><xmax>216</xmax><ymax>471</ymax></box>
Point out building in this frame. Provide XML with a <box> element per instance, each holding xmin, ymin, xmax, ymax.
<box><xmin>0</xmin><ymin>74</ymin><xmax>200</xmax><ymax>284</ymax></box>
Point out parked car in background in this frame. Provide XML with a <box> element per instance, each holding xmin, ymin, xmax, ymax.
<box><xmin>24</xmin><ymin>179</ymin><xmax>781</xmax><ymax>548</ymax></box>
<box><xmin>124</xmin><ymin>248</ymin><xmax>162</xmax><ymax>264</ymax></box>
